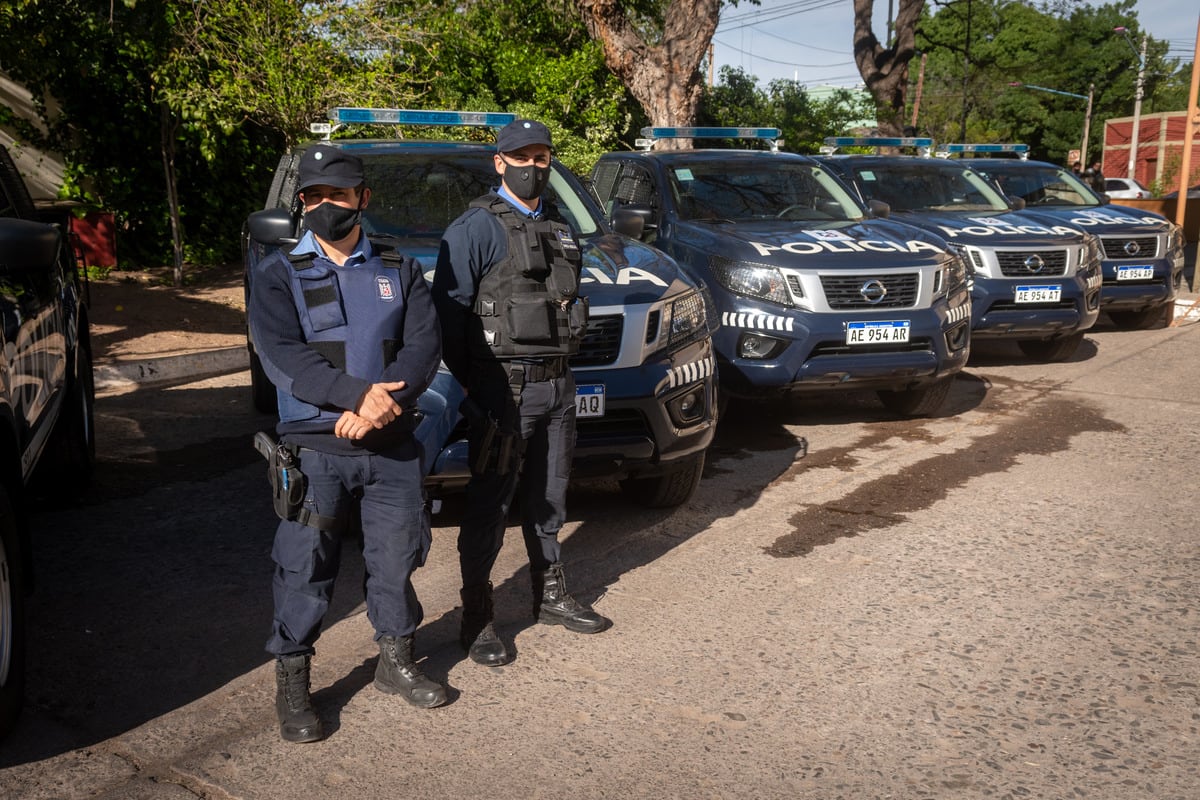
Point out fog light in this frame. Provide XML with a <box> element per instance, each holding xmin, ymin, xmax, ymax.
<box><xmin>739</xmin><ymin>332</ymin><xmax>785</xmax><ymax>359</ymax></box>
<box><xmin>667</xmin><ymin>386</ymin><xmax>706</xmax><ymax>426</ymax></box>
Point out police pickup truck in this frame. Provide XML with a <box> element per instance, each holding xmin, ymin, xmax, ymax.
<box><xmin>816</xmin><ymin>138</ymin><xmax>1102</xmax><ymax>362</ymax></box>
<box><xmin>937</xmin><ymin>143</ymin><xmax>1186</xmax><ymax>329</ymax></box>
<box><xmin>0</xmin><ymin>144</ymin><xmax>94</xmax><ymax>738</ymax></box>
<box><xmin>590</xmin><ymin>127</ymin><xmax>970</xmax><ymax>417</ymax></box>
<box><xmin>243</xmin><ymin>109</ymin><xmax>716</xmax><ymax>508</ymax></box>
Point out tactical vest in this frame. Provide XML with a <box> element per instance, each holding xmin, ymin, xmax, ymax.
<box><xmin>275</xmin><ymin>237</ymin><xmax>416</xmax><ymax>426</ymax></box>
<box><xmin>469</xmin><ymin>194</ymin><xmax>587</xmax><ymax>361</ymax></box>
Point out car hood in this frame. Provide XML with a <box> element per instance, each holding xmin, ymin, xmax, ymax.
<box><xmin>410</xmin><ymin>232</ymin><xmax>697</xmax><ymax>306</ymax></box>
<box><xmin>888</xmin><ymin>209</ymin><xmax>1086</xmax><ymax>247</ymax></box>
<box><xmin>673</xmin><ymin>217</ymin><xmax>950</xmax><ymax>268</ymax></box>
<box><xmin>1015</xmin><ymin>204</ymin><xmax>1173</xmax><ymax>236</ymax></box>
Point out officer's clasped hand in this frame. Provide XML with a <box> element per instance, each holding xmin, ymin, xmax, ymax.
<box><xmin>356</xmin><ymin>381</ymin><xmax>407</xmax><ymax>426</ymax></box>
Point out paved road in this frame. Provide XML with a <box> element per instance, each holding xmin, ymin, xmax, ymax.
<box><xmin>2</xmin><ymin>316</ymin><xmax>1199</xmax><ymax>799</ymax></box>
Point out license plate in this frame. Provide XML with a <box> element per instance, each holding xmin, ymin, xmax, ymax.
<box><xmin>576</xmin><ymin>384</ymin><xmax>605</xmax><ymax>418</ymax></box>
<box><xmin>1117</xmin><ymin>265</ymin><xmax>1154</xmax><ymax>281</ymax></box>
<box><xmin>1015</xmin><ymin>285</ymin><xmax>1061</xmax><ymax>303</ymax></box>
<box><xmin>846</xmin><ymin>320</ymin><xmax>911</xmax><ymax>345</ymax></box>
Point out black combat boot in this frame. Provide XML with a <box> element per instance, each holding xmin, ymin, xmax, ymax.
<box><xmin>460</xmin><ymin>582</ymin><xmax>513</xmax><ymax>666</ymax></box>
<box><xmin>374</xmin><ymin>635</ymin><xmax>448</xmax><ymax>708</ymax></box>
<box><xmin>275</xmin><ymin>654</ymin><xmax>323</xmax><ymax>743</ymax></box>
<box><xmin>532</xmin><ymin>563</ymin><xmax>611</xmax><ymax>634</ymax></box>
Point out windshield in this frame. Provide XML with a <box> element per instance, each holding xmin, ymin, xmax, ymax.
<box><xmin>665</xmin><ymin>160</ymin><xmax>865</xmax><ymax>223</ymax></box>
<box><xmin>981</xmin><ymin>164</ymin><xmax>1100</xmax><ymax>207</ymax></box>
<box><xmin>847</xmin><ymin>162</ymin><xmax>1011</xmax><ymax>213</ymax></box>
<box><xmin>357</xmin><ymin>153</ymin><xmax>601</xmax><ymax>239</ymax></box>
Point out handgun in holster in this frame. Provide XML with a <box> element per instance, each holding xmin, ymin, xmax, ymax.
<box><xmin>460</xmin><ymin>396</ymin><xmax>516</xmax><ymax>476</ymax></box>
<box><xmin>254</xmin><ymin>430</ymin><xmax>305</xmax><ymax>521</ymax></box>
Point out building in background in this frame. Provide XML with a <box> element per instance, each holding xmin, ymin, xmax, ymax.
<box><xmin>1102</xmin><ymin>110</ymin><xmax>1200</xmax><ymax>193</ymax></box>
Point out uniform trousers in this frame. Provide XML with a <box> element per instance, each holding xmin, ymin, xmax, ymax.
<box><xmin>458</xmin><ymin>369</ymin><xmax>576</xmax><ymax>588</ymax></box>
<box><xmin>266</xmin><ymin>441</ymin><xmax>430</xmax><ymax>657</ymax></box>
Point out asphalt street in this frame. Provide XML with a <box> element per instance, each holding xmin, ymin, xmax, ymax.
<box><xmin>2</xmin><ymin>301</ymin><xmax>1198</xmax><ymax>798</ymax></box>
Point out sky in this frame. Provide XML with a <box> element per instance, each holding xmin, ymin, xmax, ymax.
<box><xmin>711</xmin><ymin>0</ymin><xmax>1198</xmax><ymax>89</ymax></box>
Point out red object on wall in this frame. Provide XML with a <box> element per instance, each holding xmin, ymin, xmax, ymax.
<box><xmin>68</xmin><ymin>211</ymin><xmax>118</xmax><ymax>268</ymax></box>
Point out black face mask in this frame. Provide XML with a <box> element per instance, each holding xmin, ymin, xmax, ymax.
<box><xmin>304</xmin><ymin>200</ymin><xmax>361</xmax><ymax>242</ymax></box>
<box><xmin>502</xmin><ymin>157</ymin><xmax>551</xmax><ymax>201</ymax></box>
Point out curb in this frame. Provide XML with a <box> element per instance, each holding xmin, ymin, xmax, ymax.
<box><xmin>94</xmin><ymin>346</ymin><xmax>248</xmax><ymax>392</ymax></box>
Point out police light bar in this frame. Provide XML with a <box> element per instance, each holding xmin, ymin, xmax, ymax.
<box><xmin>937</xmin><ymin>143</ymin><xmax>1029</xmax><ymax>159</ymax></box>
<box><xmin>822</xmin><ymin>136</ymin><xmax>934</xmax><ymax>157</ymax></box>
<box><xmin>640</xmin><ymin>126</ymin><xmax>781</xmax><ymax>140</ymax></box>
<box><xmin>327</xmin><ymin>108</ymin><xmax>518</xmax><ymax>128</ymax></box>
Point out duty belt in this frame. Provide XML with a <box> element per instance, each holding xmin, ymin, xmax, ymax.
<box><xmin>509</xmin><ymin>358</ymin><xmax>567</xmax><ymax>383</ymax></box>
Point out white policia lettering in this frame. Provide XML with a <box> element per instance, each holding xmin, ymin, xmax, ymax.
<box><xmin>748</xmin><ymin>239</ymin><xmax>944</xmax><ymax>257</ymax></box>
<box><xmin>580</xmin><ymin>266</ymin><xmax>669</xmax><ymax>286</ymax></box>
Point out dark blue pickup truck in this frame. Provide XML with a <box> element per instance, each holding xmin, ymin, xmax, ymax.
<box><xmin>944</xmin><ymin>147</ymin><xmax>1186</xmax><ymax>329</ymax></box>
<box><xmin>816</xmin><ymin>137</ymin><xmax>1103</xmax><ymax>362</ymax></box>
<box><xmin>590</xmin><ymin>128</ymin><xmax>971</xmax><ymax>417</ymax></box>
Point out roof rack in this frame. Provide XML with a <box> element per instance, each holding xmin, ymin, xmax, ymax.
<box><xmin>936</xmin><ymin>143</ymin><xmax>1029</xmax><ymax>160</ymax></box>
<box><xmin>311</xmin><ymin>108</ymin><xmax>518</xmax><ymax>140</ymax></box>
<box><xmin>636</xmin><ymin>126</ymin><xmax>783</xmax><ymax>153</ymax></box>
<box><xmin>820</xmin><ymin>136</ymin><xmax>934</xmax><ymax>158</ymax></box>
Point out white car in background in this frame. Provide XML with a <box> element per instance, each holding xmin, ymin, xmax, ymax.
<box><xmin>1104</xmin><ymin>177</ymin><xmax>1150</xmax><ymax>200</ymax></box>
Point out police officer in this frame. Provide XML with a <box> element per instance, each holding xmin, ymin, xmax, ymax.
<box><xmin>249</xmin><ymin>145</ymin><xmax>444</xmax><ymax>743</ymax></box>
<box><xmin>433</xmin><ymin>119</ymin><xmax>610</xmax><ymax>668</ymax></box>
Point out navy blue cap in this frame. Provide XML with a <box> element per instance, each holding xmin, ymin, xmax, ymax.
<box><xmin>297</xmin><ymin>145</ymin><xmax>364</xmax><ymax>192</ymax></box>
<box><xmin>496</xmin><ymin>119</ymin><xmax>553</xmax><ymax>153</ymax></box>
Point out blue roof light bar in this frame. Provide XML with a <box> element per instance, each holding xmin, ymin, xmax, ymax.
<box><xmin>936</xmin><ymin>143</ymin><xmax>1030</xmax><ymax>160</ymax></box>
<box><xmin>328</xmin><ymin>108</ymin><xmax>518</xmax><ymax>128</ymax></box>
<box><xmin>822</xmin><ymin>136</ymin><xmax>935</xmax><ymax>157</ymax></box>
<box><xmin>638</xmin><ymin>126</ymin><xmax>783</xmax><ymax>152</ymax></box>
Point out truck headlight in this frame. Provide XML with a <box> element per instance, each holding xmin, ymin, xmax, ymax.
<box><xmin>933</xmin><ymin>254</ymin><xmax>968</xmax><ymax>298</ymax></box>
<box><xmin>711</xmin><ymin>256</ymin><xmax>793</xmax><ymax>307</ymax></box>
<box><xmin>659</xmin><ymin>289</ymin><xmax>708</xmax><ymax>349</ymax></box>
<box><xmin>1077</xmin><ymin>233</ymin><xmax>1101</xmax><ymax>273</ymax></box>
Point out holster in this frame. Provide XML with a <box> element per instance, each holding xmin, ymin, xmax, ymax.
<box><xmin>254</xmin><ymin>431</ymin><xmax>342</xmax><ymax>531</ymax></box>
<box><xmin>459</xmin><ymin>396</ymin><xmax>519</xmax><ymax>476</ymax></box>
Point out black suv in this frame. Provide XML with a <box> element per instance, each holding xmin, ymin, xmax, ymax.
<box><xmin>0</xmin><ymin>144</ymin><xmax>95</xmax><ymax>738</ymax></box>
<box><xmin>243</xmin><ymin>109</ymin><xmax>717</xmax><ymax>507</ymax></box>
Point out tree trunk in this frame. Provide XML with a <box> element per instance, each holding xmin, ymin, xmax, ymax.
<box><xmin>576</xmin><ymin>0</ymin><xmax>720</xmax><ymax>149</ymax></box>
<box><xmin>159</xmin><ymin>103</ymin><xmax>184</xmax><ymax>287</ymax></box>
<box><xmin>853</xmin><ymin>0</ymin><xmax>923</xmax><ymax>136</ymax></box>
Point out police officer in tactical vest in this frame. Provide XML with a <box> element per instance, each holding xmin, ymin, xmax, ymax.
<box><xmin>249</xmin><ymin>145</ymin><xmax>445</xmax><ymax>743</ymax></box>
<box><xmin>433</xmin><ymin>119</ymin><xmax>610</xmax><ymax>668</ymax></box>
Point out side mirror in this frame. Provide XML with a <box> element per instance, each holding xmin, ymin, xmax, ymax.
<box><xmin>247</xmin><ymin>207</ymin><xmax>299</xmax><ymax>246</ymax></box>
<box><xmin>0</xmin><ymin>218</ymin><xmax>60</xmax><ymax>274</ymax></box>
<box><xmin>1007</xmin><ymin>195</ymin><xmax>1027</xmax><ymax>211</ymax></box>
<box><xmin>1097</xmin><ymin>193</ymin><xmax>1111</xmax><ymax>205</ymax></box>
<box><xmin>867</xmin><ymin>199</ymin><xmax>890</xmax><ymax>219</ymax></box>
<box><xmin>612</xmin><ymin>203</ymin><xmax>656</xmax><ymax>239</ymax></box>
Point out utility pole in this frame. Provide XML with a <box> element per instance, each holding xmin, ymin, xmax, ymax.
<box><xmin>1081</xmin><ymin>83</ymin><xmax>1094</xmax><ymax>167</ymax></box>
<box><xmin>1116</xmin><ymin>27</ymin><xmax>1147</xmax><ymax>181</ymax></box>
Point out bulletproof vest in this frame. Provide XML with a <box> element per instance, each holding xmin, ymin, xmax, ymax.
<box><xmin>275</xmin><ymin>237</ymin><xmax>415</xmax><ymax>426</ymax></box>
<box><xmin>469</xmin><ymin>194</ymin><xmax>587</xmax><ymax>360</ymax></box>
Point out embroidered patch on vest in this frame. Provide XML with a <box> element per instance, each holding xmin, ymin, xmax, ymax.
<box><xmin>376</xmin><ymin>276</ymin><xmax>397</xmax><ymax>301</ymax></box>
<box><xmin>556</xmin><ymin>229</ymin><xmax>579</xmax><ymax>252</ymax></box>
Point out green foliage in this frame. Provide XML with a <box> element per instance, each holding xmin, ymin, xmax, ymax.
<box><xmin>913</xmin><ymin>0</ymin><xmax>1189</xmax><ymax>163</ymax></box>
<box><xmin>696</xmin><ymin>66</ymin><xmax>874</xmax><ymax>152</ymax></box>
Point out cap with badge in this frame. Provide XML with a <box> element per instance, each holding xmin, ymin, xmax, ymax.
<box><xmin>296</xmin><ymin>145</ymin><xmax>365</xmax><ymax>192</ymax></box>
<box><xmin>496</xmin><ymin>119</ymin><xmax>553</xmax><ymax>153</ymax></box>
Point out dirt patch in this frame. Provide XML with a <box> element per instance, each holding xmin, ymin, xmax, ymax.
<box><xmin>86</xmin><ymin>263</ymin><xmax>247</xmax><ymax>362</ymax></box>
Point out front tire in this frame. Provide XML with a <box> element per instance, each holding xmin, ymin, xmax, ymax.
<box><xmin>619</xmin><ymin>450</ymin><xmax>705</xmax><ymax>508</ymax></box>
<box><xmin>1108</xmin><ymin>304</ymin><xmax>1167</xmax><ymax>330</ymax></box>
<box><xmin>1017</xmin><ymin>332</ymin><xmax>1084</xmax><ymax>362</ymax></box>
<box><xmin>0</xmin><ymin>486</ymin><xmax>26</xmax><ymax>740</ymax></box>
<box><xmin>877</xmin><ymin>376</ymin><xmax>954</xmax><ymax>417</ymax></box>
